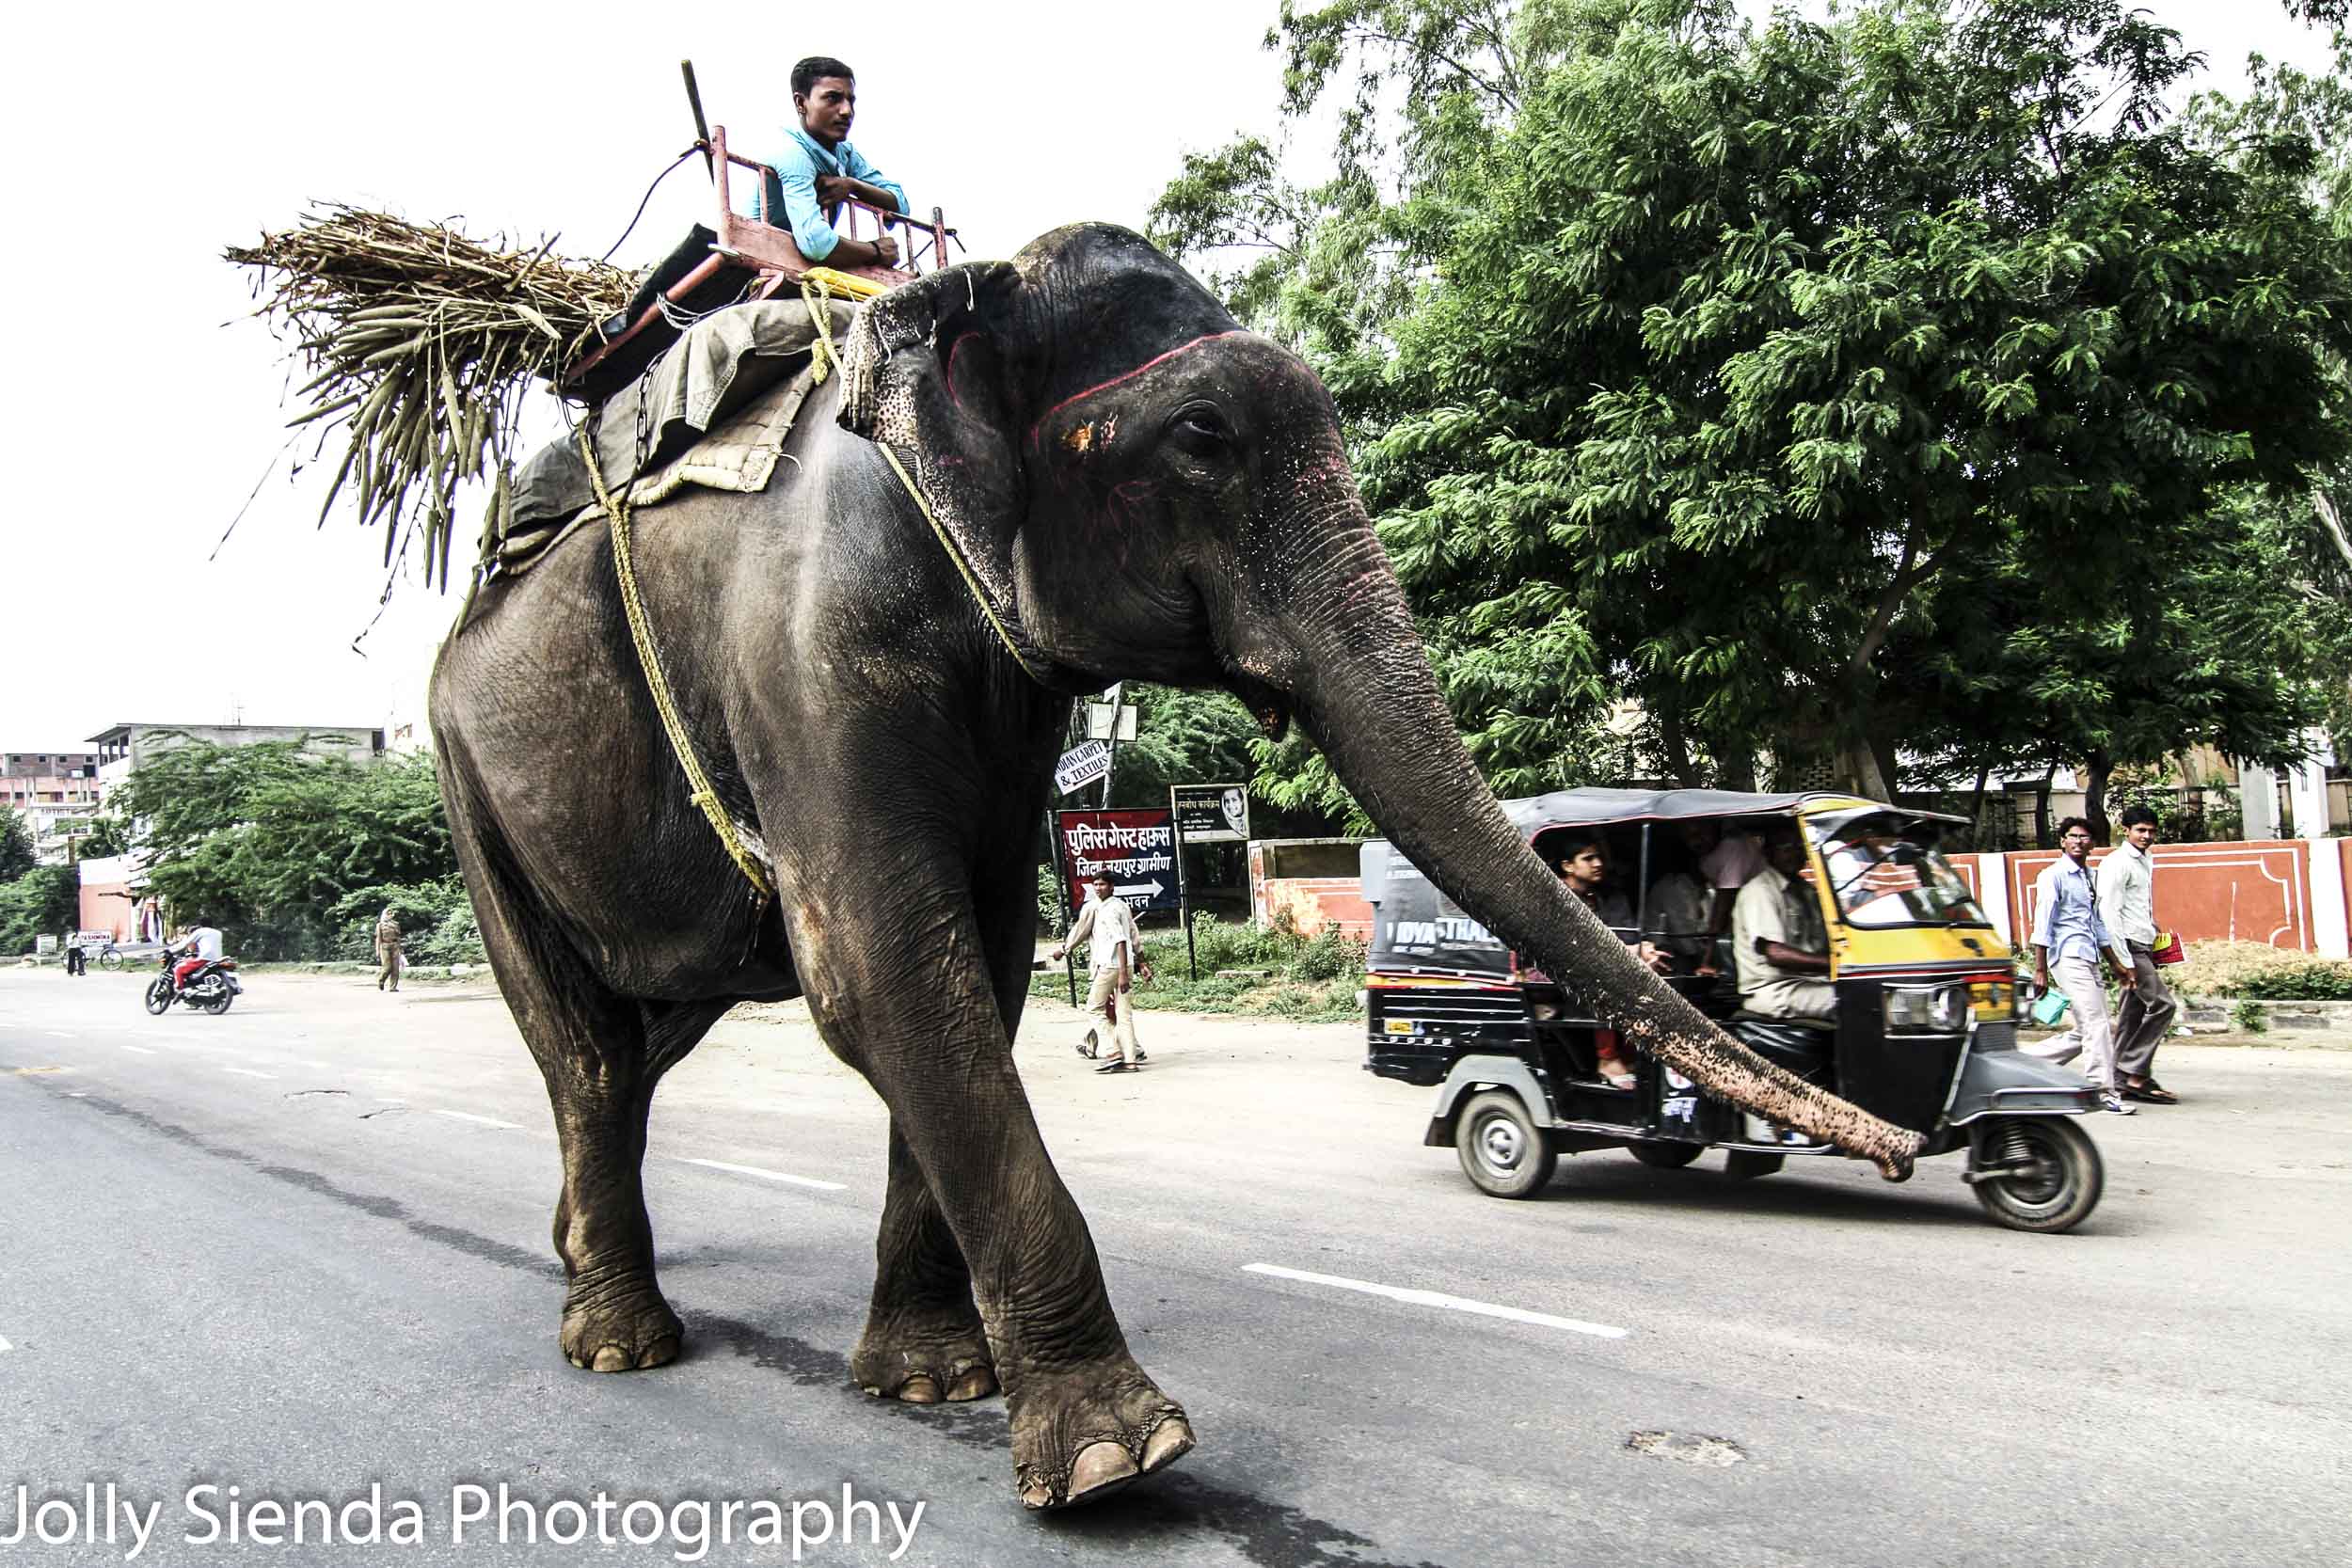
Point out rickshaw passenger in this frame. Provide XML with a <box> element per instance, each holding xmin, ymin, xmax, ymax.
<box><xmin>1730</xmin><ymin>824</ymin><xmax>1835</xmax><ymax>1022</ymax></box>
<box><xmin>1689</xmin><ymin>819</ymin><xmax>1766</xmax><ymax>937</ymax></box>
<box><xmin>1556</xmin><ymin>832</ymin><xmax>1668</xmax><ymax>1089</ymax></box>
<box><xmin>1642</xmin><ymin>867</ymin><xmax>1714</xmax><ymax>974</ymax></box>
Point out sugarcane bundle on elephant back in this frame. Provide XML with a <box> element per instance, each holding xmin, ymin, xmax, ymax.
<box><xmin>227</xmin><ymin>205</ymin><xmax>632</xmax><ymax>591</ymax></box>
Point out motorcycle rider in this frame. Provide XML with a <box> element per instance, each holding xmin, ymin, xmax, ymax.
<box><xmin>171</xmin><ymin>920</ymin><xmax>226</xmax><ymax>994</ymax></box>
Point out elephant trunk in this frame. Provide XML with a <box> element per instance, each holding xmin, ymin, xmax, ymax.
<box><xmin>1270</xmin><ymin>529</ymin><xmax>1922</xmax><ymax>1180</ymax></box>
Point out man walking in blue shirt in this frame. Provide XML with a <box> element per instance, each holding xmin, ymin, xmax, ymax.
<box><xmin>767</xmin><ymin>56</ymin><xmax>909</xmax><ymax>271</ymax></box>
<box><xmin>2027</xmin><ymin>817</ymin><xmax>2135</xmax><ymax>1114</ymax></box>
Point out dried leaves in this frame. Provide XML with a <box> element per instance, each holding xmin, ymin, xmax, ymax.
<box><xmin>228</xmin><ymin>205</ymin><xmax>632</xmax><ymax>592</ymax></box>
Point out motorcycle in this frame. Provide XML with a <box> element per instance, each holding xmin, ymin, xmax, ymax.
<box><xmin>145</xmin><ymin>947</ymin><xmax>242</xmax><ymax>1016</ymax></box>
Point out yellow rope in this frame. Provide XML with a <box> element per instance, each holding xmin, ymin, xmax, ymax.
<box><xmin>576</xmin><ymin>423</ymin><xmax>775</xmax><ymax>906</ymax></box>
<box><xmin>873</xmin><ymin>440</ymin><xmax>1054</xmax><ymax>686</ymax></box>
<box><xmin>800</xmin><ymin>275</ymin><xmax>838</xmax><ymax>385</ymax></box>
<box><xmin>802</xmin><ymin>270</ymin><xmax>1053</xmax><ymax>686</ymax></box>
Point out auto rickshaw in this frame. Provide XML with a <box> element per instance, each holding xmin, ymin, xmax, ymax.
<box><xmin>1360</xmin><ymin>789</ymin><xmax>2106</xmax><ymax>1232</ymax></box>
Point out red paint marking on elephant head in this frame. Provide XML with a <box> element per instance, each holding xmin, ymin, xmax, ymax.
<box><xmin>1028</xmin><ymin>333</ymin><xmax>1247</xmax><ymax>449</ymax></box>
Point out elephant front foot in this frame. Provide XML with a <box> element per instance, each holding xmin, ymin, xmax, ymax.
<box><xmin>852</xmin><ymin>1306</ymin><xmax>997</xmax><ymax>1403</ymax></box>
<box><xmin>560</xmin><ymin>1275</ymin><xmax>683</xmax><ymax>1372</ymax></box>
<box><xmin>1009</xmin><ymin>1355</ymin><xmax>1194</xmax><ymax>1510</ymax></box>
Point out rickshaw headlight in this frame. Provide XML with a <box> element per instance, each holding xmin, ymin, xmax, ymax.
<box><xmin>1884</xmin><ymin>985</ymin><xmax>1964</xmax><ymax>1034</ymax></box>
<box><xmin>1528</xmin><ymin>1000</ymin><xmax>1562</xmax><ymax>1022</ymax></box>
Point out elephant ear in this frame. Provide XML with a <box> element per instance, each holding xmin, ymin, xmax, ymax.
<box><xmin>837</xmin><ymin>261</ymin><xmax>1076</xmax><ymax>685</ymax></box>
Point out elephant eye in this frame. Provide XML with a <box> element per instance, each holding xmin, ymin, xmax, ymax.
<box><xmin>1168</xmin><ymin>404</ymin><xmax>1232</xmax><ymax>460</ymax></box>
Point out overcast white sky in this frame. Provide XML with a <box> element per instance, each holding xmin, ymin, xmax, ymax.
<box><xmin>0</xmin><ymin>1</ymin><xmax>2334</xmax><ymax>754</ymax></box>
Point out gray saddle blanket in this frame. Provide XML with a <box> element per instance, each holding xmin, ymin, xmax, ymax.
<box><xmin>488</xmin><ymin>295</ymin><xmax>856</xmax><ymax>578</ymax></box>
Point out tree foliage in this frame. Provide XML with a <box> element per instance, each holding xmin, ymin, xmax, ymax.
<box><xmin>0</xmin><ymin>864</ymin><xmax>78</xmax><ymax>956</ymax></box>
<box><xmin>114</xmin><ymin>740</ymin><xmax>457</xmax><ymax>959</ymax></box>
<box><xmin>1156</xmin><ymin>0</ymin><xmax>2352</xmax><ymax>819</ymax></box>
<box><xmin>0</xmin><ymin>808</ymin><xmax>33</xmax><ymax>883</ymax></box>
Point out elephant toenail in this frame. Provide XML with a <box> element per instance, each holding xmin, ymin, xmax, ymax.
<box><xmin>946</xmin><ymin>1368</ymin><xmax>997</xmax><ymax>1402</ymax></box>
<box><xmin>1020</xmin><ymin>1481</ymin><xmax>1053</xmax><ymax>1511</ymax></box>
<box><xmin>1067</xmin><ymin>1441</ymin><xmax>1139</xmax><ymax>1501</ymax></box>
<box><xmin>898</xmin><ymin>1374</ymin><xmax>943</xmax><ymax>1403</ymax></box>
<box><xmin>1140</xmin><ymin>1418</ymin><xmax>1196</xmax><ymax>1473</ymax></box>
<box><xmin>636</xmin><ymin>1338</ymin><xmax>679</xmax><ymax>1370</ymax></box>
<box><xmin>590</xmin><ymin>1345</ymin><xmax>632</xmax><ymax>1372</ymax></box>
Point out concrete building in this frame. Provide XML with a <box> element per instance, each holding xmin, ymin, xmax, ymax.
<box><xmin>87</xmin><ymin>721</ymin><xmax>387</xmax><ymax>802</ymax></box>
<box><xmin>3</xmin><ymin>751</ymin><xmax>104</xmax><ymax>864</ymax></box>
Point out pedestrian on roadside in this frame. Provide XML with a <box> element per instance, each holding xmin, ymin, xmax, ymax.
<box><xmin>1049</xmin><ymin>873</ymin><xmax>1151</xmax><ymax>1073</ymax></box>
<box><xmin>374</xmin><ymin>906</ymin><xmax>405</xmax><ymax>993</ymax></box>
<box><xmin>2027</xmin><ymin>817</ymin><xmax>2136</xmax><ymax>1115</ymax></box>
<box><xmin>63</xmin><ymin>933</ymin><xmax>87</xmax><ymax>976</ymax></box>
<box><xmin>2099</xmin><ymin>804</ymin><xmax>2181</xmax><ymax>1104</ymax></box>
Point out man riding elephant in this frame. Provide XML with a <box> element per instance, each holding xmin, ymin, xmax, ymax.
<box><xmin>428</xmin><ymin>224</ymin><xmax>1921</xmax><ymax>1512</ymax></box>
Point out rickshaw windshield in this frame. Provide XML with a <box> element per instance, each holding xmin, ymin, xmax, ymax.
<box><xmin>1808</xmin><ymin>812</ymin><xmax>1989</xmax><ymax>928</ymax></box>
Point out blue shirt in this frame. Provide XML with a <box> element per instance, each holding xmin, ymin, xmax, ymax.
<box><xmin>764</xmin><ymin>125</ymin><xmax>908</xmax><ymax>263</ymax></box>
<box><xmin>2030</xmin><ymin>857</ymin><xmax>2116</xmax><ymax>969</ymax></box>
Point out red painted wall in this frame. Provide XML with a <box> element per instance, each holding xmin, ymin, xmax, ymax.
<box><xmin>2006</xmin><ymin>840</ymin><xmax>2316</xmax><ymax>952</ymax></box>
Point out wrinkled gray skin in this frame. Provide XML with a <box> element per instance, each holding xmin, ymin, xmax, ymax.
<box><xmin>429</xmin><ymin>224</ymin><xmax>1920</xmax><ymax>1511</ymax></box>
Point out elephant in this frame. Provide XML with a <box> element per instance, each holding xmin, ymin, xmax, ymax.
<box><xmin>426</xmin><ymin>222</ymin><xmax>1921</xmax><ymax>1512</ymax></box>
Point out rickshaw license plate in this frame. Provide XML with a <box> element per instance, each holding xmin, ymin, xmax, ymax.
<box><xmin>1384</xmin><ymin>1020</ymin><xmax>1418</xmax><ymax>1035</ymax></box>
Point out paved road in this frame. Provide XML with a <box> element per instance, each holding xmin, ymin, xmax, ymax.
<box><xmin>2</xmin><ymin>968</ymin><xmax>2346</xmax><ymax>1567</ymax></box>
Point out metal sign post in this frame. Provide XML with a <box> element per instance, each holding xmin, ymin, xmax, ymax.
<box><xmin>1047</xmin><ymin>807</ymin><xmax>1077</xmax><ymax>1005</ymax></box>
<box><xmin>1170</xmin><ymin>796</ymin><xmax>1199</xmax><ymax>979</ymax></box>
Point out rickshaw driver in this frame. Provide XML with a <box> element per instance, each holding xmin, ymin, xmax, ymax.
<box><xmin>1730</xmin><ymin>824</ymin><xmax>1835</xmax><ymax>1022</ymax></box>
<box><xmin>771</xmin><ymin>55</ymin><xmax>908</xmax><ymax>270</ymax></box>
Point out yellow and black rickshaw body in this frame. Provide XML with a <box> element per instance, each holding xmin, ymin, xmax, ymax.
<box><xmin>1361</xmin><ymin>788</ymin><xmax>2105</xmax><ymax>1231</ymax></box>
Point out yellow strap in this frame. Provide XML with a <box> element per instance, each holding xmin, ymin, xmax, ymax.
<box><xmin>874</xmin><ymin>440</ymin><xmax>1054</xmax><ymax>686</ymax></box>
<box><xmin>576</xmin><ymin>424</ymin><xmax>776</xmax><ymax>905</ymax></box>
<box><xmin>800</xmin><ymin>275</ymin><xmax>838</xmax><ymax>386</ymax></box>
<box><xmin>802</xmin><ymin>264</ymin><xmax>889</xmax><ymax>301</ymax></box>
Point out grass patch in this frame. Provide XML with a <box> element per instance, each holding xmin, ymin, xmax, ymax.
<box><xmin>1030</xmin><ymin>912</ymin><xmax>1366</xmax><ymax>1022</ymax></box>
<box><xmin>2177</xmin><ymin>941</ymin><xmax>2352</xmax><ymax>1003</ymax></box>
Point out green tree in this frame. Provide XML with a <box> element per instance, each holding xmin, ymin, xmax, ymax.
<box><xmin>1903</xmin><ymin>489</ymin><xmax>2352</xmax><ymax>841</ymax></box>
<box><xmin>1157</xmin><ymin>0</ymin><xmax>2352</xmax><ymax>816</ymax></box>
<box><xmin>1104</xmin><ymin>686</ymin><xmax>1263</xmax><ymax>809</ymax></box>
<box><xmin>0</xmin><ymin>865</ymin><xmax>79</xmax><ymax>955</ymax></box>
<box><xmin>113</xmin><ymin>739</ymin><xmax>457</xmax><ymax>958</ymax></box>
<box><xmin>0</xmin><ymin>807</ymin><xmax>35</xmax><ymax>882</ymax></box>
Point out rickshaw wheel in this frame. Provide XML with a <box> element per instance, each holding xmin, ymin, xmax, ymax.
<box><xmin>1454</xmin><ymin>1090</ymin><xmax>1556</xmax><ymax>1199</ymax></box>
<box><xmin>1971</xmin><ymin>1117</ymin><xmax>2103</xmax><ymax>1234</ymax></box>
<box><xmin>1629</xmin><ymin>1142</ymin><xmax>1704</xmax><ymax>1170</ymax></box>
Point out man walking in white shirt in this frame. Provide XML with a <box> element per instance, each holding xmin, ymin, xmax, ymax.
<box><xmin>2098</xmin><ymin>805</ymin><xmax>2180</xmax><ymax>1103</ymax></box>
<box><xmin>2028</xmin><ymin>818</ymin><xmax>2136</xmax><ymax>1114</ymax></box>
<box><xmin>1051</xmin><ymin>874</ymin><xmax>1151</xmax><ymax>1074</ymax></box>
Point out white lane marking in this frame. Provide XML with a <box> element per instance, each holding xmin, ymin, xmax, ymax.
<box><xmin>676</xmin><ymin>1157</ymin><xmax>847</xmax><ymax>1192</ymax></box>
<box><xmin>0</xmin><ymin>1335</ymin><xmax>11</xmax><ymax>1353</ymax></box>
<box><xmin>223</xmin><ymin>1068</ymin><xmax>278</xmax><ymax>1080</ymax></box>
<box><xmin>375</xmin><ymin>1097</ymin><xmax>406</xmax><ymax>1105</ymax></box>
<box><xmin>47</xmin><ymin>1031</ymin><xmax>76</xmax><ymax>1038</ymax></box>
<box><xmin>296</xmin><ymin>1060</ymin><xmax>333</xmax><ymax>1070</ymax></box>
<box><xmin>430</xmin><ymin>1109</ymin><xmax>520</xmax><ymax>1130</ymax></box>
<box><xmin>1243</xmin><ymin>1264</ymin><xmax>1629</xmax><ymax>1340</ymax></box>
<box><xmin>121</xmin><ymin>1046</ymin><xmax>156</xmax><ymax>1056</ymax></box>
